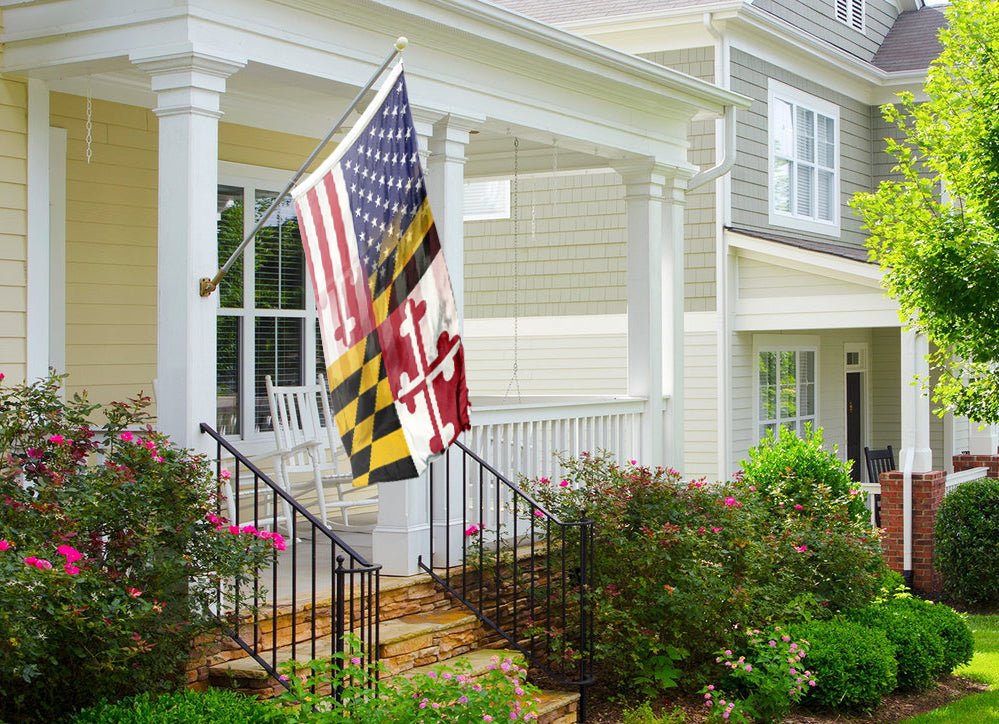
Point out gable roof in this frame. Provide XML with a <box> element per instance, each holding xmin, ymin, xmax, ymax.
<box><xmin>486</xmin><ymin>0</ymin><xmax>714</xmax><ymax>25</ymax></box>
<box><xmin>872</xmin><ymin>6</ymin><xmax>948</xmax><ymax>71</ymax></box>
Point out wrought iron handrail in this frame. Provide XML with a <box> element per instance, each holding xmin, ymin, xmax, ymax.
<box><xmin>420</xmin><ymin>439</ymin><xmax>594</xmax><ymax>720</ymax></box>
<box><xmin>200</xmin><ymin>423</ymin><xmax>381</xmax><ymax>691</ymax></box>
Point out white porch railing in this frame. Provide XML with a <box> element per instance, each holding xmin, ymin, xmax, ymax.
<box><xmin>946</xmin><ymin>466</ymin><xmax>988</xmax><ymax>494</ymax></box>
<box><xmin>466</xmin><ymin>396</ymin><xmax>646</xmax><ymax>484</ymax></box>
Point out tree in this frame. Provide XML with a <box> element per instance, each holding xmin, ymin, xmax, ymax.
<box><xmin>853</xmin><ymin>0</ymin><xmax>999</xmax><ymax>423</ymax></box>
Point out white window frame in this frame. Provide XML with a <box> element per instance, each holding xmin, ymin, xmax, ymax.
<box><xmin>464</xmin><ymin>178</ymin><xmax>511</xmax><ymax>221</ymax></box>
<box><xmin>767</xmin><ymin>80</ymin><xmax>841</xmax><ymax>237</ymax></box>
<box><xmin>217</xmin><ymin>161</ymin><xmax>319</xmax><ymax>452</ymax></box>
<box><xmin>835</xmin><ymin>0</ymin><xmax>866</xmax><ymax>33</ymax></box>
<box><xmin>753</xmin><ymin>334</ymin><xmax>820</xmax><ymax>442</ymax></box>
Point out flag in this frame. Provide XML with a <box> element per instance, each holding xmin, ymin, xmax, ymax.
<box><xmin>292</xmin><ymin>63</ymin><xmax>470</xmax><ymax>487</ymax></box>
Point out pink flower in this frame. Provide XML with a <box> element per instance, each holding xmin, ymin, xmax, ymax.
<box><xmin>711</xmin><ymin>526</ymin><xmax>723</xmax><ymax>534</ymax></box>
<box><xmin>724</xmin><ymin>496</ymin><xmax>738</xmax><ymax>507</ymax></box>
<box><xmin>127</xmin><ymin>587</ymin><xmax>143</xmax><ymax>598</ymax></box>
<box><xmin>794</xmin><ymin>544</ymin><xmax>808</xmax><ymax>552</ymax></box>
<box><xmin>464</xmin><ymin>523</ymin><xmax>480</xmax><ymax>536</ymax></box>
<box><xmin>153</xmin><ymin>456</ymin><xmax>164</xmax><ymax>463</ymax></box>
<box><xmin>794</xmin><ymin>503</ymin><xmax>804</xmax><ymax>511</ymax></box>
<box><xmin>272</xmin><ymin>534</ymin><xmax>287</xmax><ymax>551</ymax></box>
<box><xmin>23</xmin><ymin>556</ymin><xmax>38</xmax><ymax>566</ymax></box>
<box><xmin>748</xmin><ymin>485</ymin><xmax>757</xmax><ymax>491</ymax></box>
<box><xmin>220</xmin><ymin>469</ymin><xmax>232</xmax><ymax>480</ymax></box>
<box><xmin>483</xmin><ymin>717</ymin><xmax>493</xmax><ymax>722</ymax></box>
<box><xmin>57</xmin><ymin>545</ymin><xmax>83</xmax><ymax>563</ymax></box>
<box><xmin>534</xmin><ymin>509</ymin><xmax>544</xmax><ymax>518</ymax></box>
<box><xmin>119</xmin><ymin>431</ymin><xmax>134</xmax><ymax>442</ymax></box>
<box><xmin>745</xmin><ymin>664</ymin><xmax>752</xmax><ymax>672</ymax></box>
<box><xmin>351</xmin><ymin>656</ymin><xmax>361</xmax><ymax>666</ymax></box>
<box><xmin>240</xmin><ymin>525</ymin><xmax>257</xmax><ymax>535</ymax></box>
<box><xmin>538</xmin><ymin>477</ymin><xmax>551</xmax><ymax>485</ymax></box>
<box><xmin>26</xmin><ymin>557</ymin><xmax>52</xmax><ymax>570</ymax></box>
<box><xmin>558</xmin><ymin>479</ymin><xmax>569</xmax><ymax>487</ymax></box>
<box><xmin>64</xmin><ymin>564</ymin><xmax>81</xmax><ymax>575</ymax></box>
<box><xmin>26</xmin><ymin>448</ymin><xmax>42</xmax><ymax>459</ymax></box>
<box><xmin>628</xmin><ymin>459</ymin><xmax>638</xmax><ymax>466</ymax></box>
<box><xmin>0</xmin><ymin>372</ymin><xmax>4</xmax><ymax>381</ymax></box>
<box><xmin>0</xmin><ymin>540</ymin><xmax>11</xmax><ymax>551</ymax></box>
<box><xmin>48</xmin><ymin>435</ymin><xmax>65</xmax><ymax>445</ymax></box>
<box><xmin>256</xmin><ymin>530</ymin><xmax>273</xmax><ymax>540</ymax></box>
<box><xmin>228</xmin><ymin>525</ymin><xmax>240</xmax><ymax>535</ymax></box>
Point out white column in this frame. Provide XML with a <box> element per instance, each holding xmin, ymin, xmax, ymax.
<box><xmin>427</xmin><ymin>114</ymin><xmax>478</xmax><ymax>567</ymax></box>
<box><xmin>969</xmin><ymin>422</ymin><xmax>999</xmax><ymax>455</ymax></box>
<box><xmin>132</xmin><ymin>49</ymin><xmax>245</xmax><ymax>450</ymax></box>
<box><xmin>26</xmin><ymin>79</ymin><xmax>50</xmax><ymax>381</ymax></box>
<box><xmin>372</xmin><ymin>476</ymin><xmax>429</xmax><ymax>576</ymax></box>
<box><xmin>617</xmin><ymin>161</ymin><xmax>689</xmax><ymax>468</ymax></box>
<box><xmin>899</xmin><ymin>328</ymin><xmax>932</xmax><ymax>581</ymax></box>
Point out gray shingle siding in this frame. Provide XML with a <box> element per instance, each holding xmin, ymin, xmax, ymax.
<box><xmin>642</xmin><ymin>47</ymin><xmax>718</xmax><ymax>313</ymax></box>
<box><xmin>751</xmin><ymin>0</ymin><xmax>897</xmax><ymax>62</ymax></box>
<box><xmin>730</xmin><ymin>47</ymin><xmax>872</xmax><ymax>251</ymax></box>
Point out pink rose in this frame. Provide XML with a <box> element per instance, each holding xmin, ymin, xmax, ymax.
<box><xmin>48</xmin><ymin>435</ymin><xmax>65</xmax><ymax>445</ymax></box>
<box><xmin>57</xmin><ymin>545</ymin><xmax>83</xmax><ymax>563</ymax></box>
<box><xmin>127</xmin><ymin>587</ymin><xmax>142</xmax><ymax>598</ymax></box>
<box><xmin>64</xmin><ymin>564</ymin><xmax>81</xmax><ymax>575</ymax></box>
<box><xmin>559</xmin><ymin>479</ymin><xmax>570</xmax><ymax>487</ymax></box>
<box><xmin>0</xmin><ymin>540</ymin><xmax>11</xmax><ymax>551</ymax></box>
<box><xmin>119</xmin><ymin>431</ymin><xmax>134</xmax><ymax>442</ymax></box>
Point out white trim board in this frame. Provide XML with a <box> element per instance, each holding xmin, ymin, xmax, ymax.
<box><xmin>464</xmin><ymin>313</ymin><xmax>626</xmax><ymax>338</ymax></box>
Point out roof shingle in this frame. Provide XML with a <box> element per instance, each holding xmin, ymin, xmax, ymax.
<box><xmin>872</xmin><ymin>6</ymin><xmax>947</xmax><ymax>72</ymax></box>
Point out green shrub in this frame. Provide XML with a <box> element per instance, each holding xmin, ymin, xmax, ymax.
<box><xmin>740</xmin><ymin>425</ymin><xmax>868</xmax><ymax>522</ymax></box>
<box><xmin>0</xmin><ymin>375</ymin><xmax>276</xmax><ymax>722</ymax></box>
<box><xmin>73</xmin><ymin>690</ymin><xmax>281</xmax><ymax>723</ymax></box>
<box><xmin>791</xmin><ymin>619</ymin><xmax>896</xmax><ymax>711</ymax></box>
<box><xmin>519</xmin><ymin>439</ymin><xmax>885</xmax><ymax>695</ymax></box>
<box><xmin>935</xmin><ymin>478</ymin><xmax>999</xmax><ymax>606</ymax></box>
<box><xmin>907</xmin><ymin>599</ymin><xmax>974</xmax><ymax>675</ymax></box>
<box><xmin>848</xmin><ymin>598</ymin><xmax>947</xmax><ymax>691</ymax></box>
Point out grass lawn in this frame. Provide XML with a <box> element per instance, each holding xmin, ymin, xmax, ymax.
<box><xmin>903</xmin><ymin>614</ymin><xmax>999</xmax><ymax>722</ymax></box>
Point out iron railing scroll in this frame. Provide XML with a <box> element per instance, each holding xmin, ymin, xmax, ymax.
<box><xmin>200</xmin><ymin>423</ymin><xmax>381</xmax><ymax>695</ymax></box>
<box><xmin>420</xmin><ymin>440</ymin><xmax>594</xmax><ymax>720</ymax></box>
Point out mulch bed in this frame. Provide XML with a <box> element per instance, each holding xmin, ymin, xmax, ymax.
<box><xmin>585</xmin><ymin>675</ymin><xmax>989</xmax><ymax>722</ymax></box>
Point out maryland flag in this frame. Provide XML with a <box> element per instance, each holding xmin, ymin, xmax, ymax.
<box><xmin>292</xmin><ymin>63</ymin><xmax>470</xmax><ymax>487</ymax></box>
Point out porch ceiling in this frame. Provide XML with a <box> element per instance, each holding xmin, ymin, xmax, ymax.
<box><xmin>0</xmin><ymin>0</ymin><xmax>748</xmax><ymax>171</ymax></box>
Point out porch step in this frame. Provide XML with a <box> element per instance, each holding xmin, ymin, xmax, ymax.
<box><xmin>207</xmin><ymin>608</ymin><xmax>484</xmax><ymax>693</ymax></box>
<box><xmin>536</xmin><ymin>690</ymin><xmax>582</xmax><ymax>724</ymax></box>
<box><xmin>397</xmin><ymin>647</ymin><xmax>525</xmax><ymax>680</ymax></box>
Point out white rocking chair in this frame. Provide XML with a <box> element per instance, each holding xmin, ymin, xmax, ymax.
<box><xmin>265</xmin><ymin>375</ymin><xmax>376</xmax><ymax>529</ymax></box>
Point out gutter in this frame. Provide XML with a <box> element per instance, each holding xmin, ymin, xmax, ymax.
<box><xmin>689</xmin><ymin>13</ymin><xmax>738</xmax><ymax>191</ymax></box>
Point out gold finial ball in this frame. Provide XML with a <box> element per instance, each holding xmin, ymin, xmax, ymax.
<box><xmin>395</xmin><ymin>37</ymin><xmax>409</xmax><ymax>51</ymax></box>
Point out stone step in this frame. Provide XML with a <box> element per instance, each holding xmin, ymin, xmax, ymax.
<box><xmin>207</xmin><ymin>609</ymin><xmax>484</xmax><ymax>695</ymax></box>
<box><xmin>394</xmin><ymin>647</ymin><xmax>526</xmax><ymax>680</ymax></box>
<box><xmin>536</xmin><ymin>689</ymin><xmax>581</xmax><ymax>724</ymax></box>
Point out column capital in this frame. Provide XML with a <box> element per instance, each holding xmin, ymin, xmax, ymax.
<box><xmin>131</xmin><ymin>46</ymin><xmax>245</xmax><ymax>119</ymax></box>
<box><xmin>614</xmin><ymin>158</ymin><xmax>694</xmax><ymax>201</ymax></box>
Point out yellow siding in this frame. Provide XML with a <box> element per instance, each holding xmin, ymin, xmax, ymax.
<box><xmin>51</xmin><ymin>94</ymin><xmax>321</xmax><ymax>409</ymax></box>
<box><xmin>51</xmin><ymin>92</ymin><xmax>158</xmax><ymax>406</ymax></box>
<box><xmin>0</xmin><ymin>76</ymin><xmax>26</xmax><ymax>383</ymax></box>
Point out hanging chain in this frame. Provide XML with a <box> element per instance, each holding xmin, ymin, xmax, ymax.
<box><xmin>85</xmin><ymin>80</ymin><xmax>93</xmax><ymax>164</ymax></box>
<box><xmin>504</xmin><ymin>136</ymin><xmax>523</xmax><ymax>403</ymax></box>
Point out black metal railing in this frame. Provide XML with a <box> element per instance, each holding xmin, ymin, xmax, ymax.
<box><xmin>419</xmin><ymin>440</ymin><xmax>594</xmax><ymax>719</ymax></box>
<box><xmin>200</xmin><ymin>423</ymin><xmax>380</xmax><ymax>692</ymax></box>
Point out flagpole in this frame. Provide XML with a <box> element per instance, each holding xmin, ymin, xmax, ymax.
<box><xmin>200</xmin><ymin>36</ymin><xmax>409</xmax><ymax>297</ymax></box>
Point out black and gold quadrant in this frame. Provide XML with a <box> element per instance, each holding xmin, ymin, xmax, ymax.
<box><xmin>328</xmin><ymin>330</ymin><xmax>418</xmax><ymax>487</ymax></box>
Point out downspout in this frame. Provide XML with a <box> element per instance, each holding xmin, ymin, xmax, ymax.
<box><xmin>693</xmin><ymin>12</ymin><xmax>735</xmax><ymax>481</ymax></box>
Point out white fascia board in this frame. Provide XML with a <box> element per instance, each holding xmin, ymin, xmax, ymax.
<box><xmin>727</xmin><ymin>229</ymin><xmax>885</xmax><ymax>288</ymax></box>
<box><xmin>734</xmin><ymin>308</ymin><xmax>901</xmax><ymax>331</ymax></box>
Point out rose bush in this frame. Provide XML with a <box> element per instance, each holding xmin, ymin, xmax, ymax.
<box><xmin>0</xmin><ymin>374</ymin><xmax>276</xmax><ymax>722</ymax></box>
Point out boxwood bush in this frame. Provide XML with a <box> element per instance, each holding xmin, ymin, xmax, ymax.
<box><xmin>73</xmin><ymin>690</ymin><xmax>281</xmax><ymax>723</ymax></box>
<box><xmin>935</xmin><ymin>478</ymin><xmax>999</xmax><ymax>606</ymax></box>
<box><xmin>908</xmin><ymin>599</ymin><xmax>974</xmax><ymax>675</ymax></box>
<box><xmin>848</xmin><ymin>597</ymin><xmax>947</xmax><ymax>691</ymax></box>
<box><xmin>790</xmin><ymin>619</ymin><xmax>896</xmax><ymax>711</ymax></box>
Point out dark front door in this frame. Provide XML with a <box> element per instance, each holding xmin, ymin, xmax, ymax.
<box><xmin>847</xmin><ymin>372</ymin><xmax>862</xmax><ymax>481</ymax></box>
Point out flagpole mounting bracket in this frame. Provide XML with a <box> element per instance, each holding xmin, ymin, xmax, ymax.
<box><xmin>199</xmin><ymin>277</ymin><xmax>217</xmax><ymax>298</ymax></box>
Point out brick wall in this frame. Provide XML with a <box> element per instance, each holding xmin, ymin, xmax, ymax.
<box><xmin>879</xmin><ymin>469</ymin><xmax>946</xmax><ymax>594</ymax></box>
<box><xmin>952</xmin><ymin>453</ymin><xmax>999</xmax><ymax>478</ymax></box>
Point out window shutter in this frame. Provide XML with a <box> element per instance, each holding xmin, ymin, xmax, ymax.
<box><xmin>849</xmin><ymin>0</ymin><xmax>864</xmax><ymax>30</ymax></box>
<box><xmin>835</xmin><ymin>0</ymin><xmax>849</xmax><ymax>23</ymax></box>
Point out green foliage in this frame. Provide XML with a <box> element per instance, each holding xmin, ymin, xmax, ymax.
<box><xmin>911</xmin><ymin>599</ymin><xmax>975</xmax><ymax>675</ymax></box>
<box><xmin>790</xmin><ymin>619</ymin><xmax>897</xmax><ymax>712</ymax></box>
<box><xmin>520</xmin><ymin>441</ymin><xmax>884</xmax><ymax>696</ymax></box>
<box><xmin>935</xmin><ymin>478</ymin><xmax>999</xmax><ymax>606</ymax></box>
<box><xmin>0</xmin><ymin>374</ymin><xmax>276</xmax><ymax>722</ymax></box>
<box><xmin>72</xmin><ymin>690</ymin><xmax>281</xmax><ymax>723</ymax></box>
<box><xmin>852</xmin><ymin>0</ymin><xmax>999</xmax><ymax>422</ymax></box>
<box><xmin>848</xmin><ymin>598</ymin><xmax>948</xmax><ymax>691</ymax></box>
<box><xmin>740</xmin><ymin>425</ymin><xmax>867</xmax><ymax>521</ymax></box>
<box><xmin>273</xmin><ymin>637</ymin><xmax>541</xmax><ymax>722</ymax></box>
<box><xmin>620</xmin><ymin>701</ymin><xmax>686</xmax><ymax>724</ymax></box>
<box><xmin>701</xmin><ymin>626</ymin><xmax>814</xmax><ymax>723</ymax></box>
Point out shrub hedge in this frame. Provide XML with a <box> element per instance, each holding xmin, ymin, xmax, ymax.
<box><xmin>73</xmin><ymin>690</ymin><xmax>281</xmax><ymax>723</ymax></box>
<box><xmin>935</xmin><ymin>478</ymin><xmax>999</xmax><ymax>606</ymax></box>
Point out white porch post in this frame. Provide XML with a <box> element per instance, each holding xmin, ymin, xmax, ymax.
<box><xmin>427</xmin><ymin>113</ymin><xmax>478</xmax><ymax>567</ymax></box>
<box><xmin>132</xmin><ymin>49</ymin><xmax>244</xmax><ymax>450</ymax></box>
<box><xmin>899</xmin><ymin>328</ymin><xmax>932</xmax><ymax>583</ymax></box>
<box><xmin>618</xmin><ymin>161</ymin><xmax>688</xmax><ymax>468</ymax></box>
<box><xmin>969</xmin><ymin>422</ymin><xmax>999</xmax><ymax>455</ymax></box>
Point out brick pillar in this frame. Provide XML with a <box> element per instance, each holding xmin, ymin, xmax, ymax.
<box><xmin>879</xmin><ymin>469</ymin><xmax>946</xmax><ymax>594</ymax></box>
<box><xmin>952</xmin><ymin>453</ymin><xmax>999</xmax><ymax>478</ymax></box>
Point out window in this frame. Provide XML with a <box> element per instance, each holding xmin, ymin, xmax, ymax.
<box><xmin>835</xmin><ymin>0</ymin><xmax>865</xmax><ymax>32</ymax></box>
<box><xmin>768</xmin><ymin>80</ymin><xmax>839</xmax><ymax>235</ymax></box>
<box><xmin>216</xmin><ymin>171</ymin><xmax>321</xmax><ymax>439</ymax></box>
<box><xmin>464</xmin><ymin>179</ymin><xmax>510</xmax><ymax>221</ymax></box>
<box><xmin>757</xmin><ymin>348</ymin><xmax>817</xmax><ymax>439</ymax></box>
